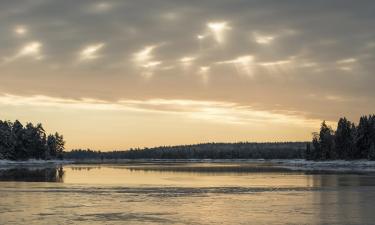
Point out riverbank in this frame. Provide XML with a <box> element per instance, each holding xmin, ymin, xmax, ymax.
<box><xmin>0</xmin><ymin>159</ymin><xmax>73</xmax><ymax>167</ymax></box>
<box><xmin>2</xmin><ymin>159</ymin><xmax>375</xmax><ymax>173</ymax></box>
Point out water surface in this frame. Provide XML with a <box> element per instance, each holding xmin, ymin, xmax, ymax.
<box><xmin>1</xmin><ymin>162</ymin><xmax>375</xmax><ymax>225</ymax></box>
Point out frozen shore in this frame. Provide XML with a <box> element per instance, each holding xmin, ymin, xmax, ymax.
<box><xmin>0</xmin><ymin>159</ymin><xmax>73</xmax><ymax>167</ymax></box>
<box><xmin>1</xmin><ymin>158</ymin><xmax>375</xmax><ymax>173</ymax></box>
<box><xmin>270</xmin><ymin>159</ymin><xmax>375</xmax><ymax>172</ymax></box>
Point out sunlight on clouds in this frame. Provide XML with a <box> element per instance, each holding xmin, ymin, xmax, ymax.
<box><xmin>79</xmin><ymin>43</ymin><xmax>105</xmax><ymax>61</ymax></box>
<box><xmin>325</xmin><ymin>95</ymin><xmax>346</xmax><ymax>102</ymax></box>
<box><xmin>3</xmin><ymin>41</ymin><xmax>43</xmax><ymax>63</ymax></box>
<box><xmin>133</xmin><ymin>45</ymin><xmax>161</xmax><ymax>78</ymax></box>
<box><xmin>19</xmin><ymin>42</ymin><xmax>42</xmax><ymax>57</ymax></box>
<box><xmin>207</xmin><ymin>22</ymin><xmax>230</xmax><ymax>44</ymax></box>
<box><xmin>14</xmin><ymin>25</ymin><xmax>28</xmax><ymax>36</ymax></box>
<box><xmin>142</xmin><ymin>61</ymin><xmax>162</xmax><ymax>69</ymax></box>
<box><xmin>233</xmin><ymin>56</ymin><xmax>254</xmax><ymax>76</ymax></box>
<box><xmin>336</xmin><ymin>58</ymin><xmax>357</xmax><ymax>71</ymax></box>
<box><xmin>258</xmin><ymin>60</ymin><xmax>292</xmax><ymax>67</ymax></box>
<box><xmin>336</xmin><ymin>58</ymin><xmax>357</xmax><ymax>64</ymax></box>
<box><xmin>253</xmin><ymin>32</ymin><xmax>275</xmax><ymax>44</ymax></box>
<box><xmin>199</xmin><ymin>66</ymin><xmax>210</xmax><ymax>83</ymax></box>
<box><xmin>217</xmin><ymin>55</ymin><xmax>255</xmax><ymax>77</ymax></box>
<box><xmin>258</xmin><ymin>59</ymin><xmax>293</xmax><ymax>74</ymax></box>
<box><xmin>180</xmin><ymin>57</ymin><xmax>196</xmax><ymax>67</ymax></box>
<box><xmin>134</xmin><ymin>45</ymin><xmax>156</xmax><ymax>63</ymax></box>
<box><xmin>299</xmin><ymin>62</ymin><xmax>317</xmax><ymax>68</ymax></box>
<box><xmin>0</xmin><ymin>93</ymin><xmax>320</xmax><ymax>127</ymax></box>
<box><xmin>338</xmin><ymin>66</ymin><xmax>353</xmax><ymax>71</ymax></box>
<box><xmin>197</xmin><ymin>35</ymin><xmax>205</xmax><ymax>40</ymax></box>
<box><xmin>90</xmin><ymin>2</ymin><xmax>113</xmax><ymax>13</ymax></box>
<box><xmin>180</xmin><ymin>57</ymin><xmax>195</xmax><ymax>63</ymax></box>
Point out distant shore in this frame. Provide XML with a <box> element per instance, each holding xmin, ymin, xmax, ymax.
<box><xmin>2</xmin><ymin>159</ymin><xmax>375</xmax><ymax>173</ymax></box>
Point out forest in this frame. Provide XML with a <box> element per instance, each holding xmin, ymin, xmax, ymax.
<box><xmin>307</xmin><ymin>115</ymin><xmax>375</xmax><ymax>160</ymax></box>
<box><xmin>65</xmin><ymin>142</ymin><xmax>308</xmax><ymax>160</ymax></box>
<box><xmin>66</xmin><ymin>115</ymin><xmax>375</xmax><ymax>161</ymax></box>
<box><xmin>0</xmin><ymin>120</ymin><xmax>65</xmax><ymax>160</ymax></box>
<box><xmin>2</xmin><ymin>115</ymin><xmax>375</xmax><ymax>161</ymax></box>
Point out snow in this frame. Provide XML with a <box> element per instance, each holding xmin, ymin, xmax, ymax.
<box><xmin>1</xmin><ymin>158</ymin><xmax>375</xmax><ymax>172</ymax></box>
<box><xmin>269</xmin><ymin>159</ymin><xmax>375</xmax><ymax>172</ymax></box>
<box><xmin>0</xmin><ymin>159</ymin><xmax>73</xmax><ymax>166</ymax></box>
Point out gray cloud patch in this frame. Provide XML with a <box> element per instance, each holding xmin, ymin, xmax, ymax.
<box><xmin>0</xmin><ymin>0</ymin><xmax>374</xmax><ymax>121</ymax></box>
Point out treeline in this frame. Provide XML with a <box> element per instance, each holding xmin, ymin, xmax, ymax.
<box><xmin>307</xmin><ymin>115</ymin><xmax>375</xmax><ymax>160</ymax></box>
<box><xmin>64</xmin><ymin>142</ymin><xmax>308</xmax><ymax>160</ymax></box>
<box><xmin>0</xmin><ymin>120</ymin><xmax>65</xmax><ymax>160</ymax></box>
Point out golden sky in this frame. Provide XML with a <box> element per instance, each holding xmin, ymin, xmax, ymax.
<box><xmin>0</xmin><ymin>0</ymin><xmax>374</xmax><ymax>150</ymax></box>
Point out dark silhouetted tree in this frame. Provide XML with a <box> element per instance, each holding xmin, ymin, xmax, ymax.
<box><xmin>0</xmin><ymin>119</ymin><xmax>64</xmax><ymax>160</ymax></box>
<box><xmin>0</xmin><ymin>120</ymin><xmax>13</xmax><ymax>159</ymax></box>
<box><xmin>24</xmin><ymin>123</ymin><xmax>47</xmax><ymax>159</ymax></box>
<box><xmin>47</xmin><ymin>132</ymin><xmax>65</xmax><ymax>160</ymax></box>
<box><xmin>356</xmin><ymin>116</ymin><xmax>372</xmax><ymax>159</ymax></box>
<box><xmin>11</xmin><ymin>120</ymin><xmax>27</xmax><ymax>160</ymax></box>
<box><xmin>318</xmin><ymin>121</ymin><xmax>335</xmax><ymax>160</ymax></box>
<box><xmin>335</xmin><ymin>117</ymin><xmax>356</xmax><ymax>159</ymax></box>
<box><xmin>369</xmin><ymin>143</ymin><xmax>375</xmax><ymax>160</ymax></box>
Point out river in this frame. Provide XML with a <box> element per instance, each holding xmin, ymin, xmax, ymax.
<box><xmin>1</xmin><ymin>162</ymin><xmax>375</xmax><ymax>224</ymax></box>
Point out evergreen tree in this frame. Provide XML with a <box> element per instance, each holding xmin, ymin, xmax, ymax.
<box><xmin>0</xmin><ymin>120</ymin><xmax>13</xmax><ymax>159</ymax></box>
<box><xmin>24</xmin><ymin>123</ymin><xmax>47</xmax><ymax>159</ymax></box>
<box><xmin>368</xmin><ymin>143</ymin><xmax>375</xmax><ymax>160</ymax></box>
<box><xmin>0</xmin><ymin>119</ymin><xmax>64</xmax><ymax>160</ymax></box>
<box><xmin>311</xmin><ymin>132</ymin><xmax>320</xmax><ymax>160</ymax></box>
<box><xmin>47</xmin><ymin>133</ymin><xmax>65</xmax><ymax>159</ymax></box>
<box><xmin>369</xmin><ymin>115</ymin><xmax>375</xmax><ymax>157</ymax></box>
<box><xmin>47</xmin><ymin>134</ymin><xmax>57</xmax><ymax>158</ymax></box>
<box><xmin>55</xmin><ymin>132</ymin><xmax>65</xmax><ymax>159</ymax></box>
<box><xmin>305</xmin><ymin>142</ymin><xmax>312</xmax><ymax>160</ymax></box>
<box><xmin>356</xmin><ymin>116</ymin><xmax>372</xmax><ymax>159</ymax></box>
<box><xmin>335</xmin><ymin>117</ymin><xmax>356</xmax><ymax>159</ymax></box>
<box><xmin>318</xmin><ymin>121</ymin><xmax>335</xmax><ymax>160</ymax></box>
<box><xmin>11</xmin><ymin>120</ymin><xmax>27</xmax><ymax>160</ymax></box>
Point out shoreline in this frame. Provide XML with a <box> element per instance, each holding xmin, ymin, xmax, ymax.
<box><xmin>1</xmin><ymin>159</ymin><xmax>375</xmax><ymax>173</ymax></box>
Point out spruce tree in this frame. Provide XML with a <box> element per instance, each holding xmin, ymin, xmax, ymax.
<box><xmin>356</xmin><ymin>116</ymin><xmax>372</xmax><ymax>159</ymax></box>
<box><xmin>319</xmin><ymin>121</ymin><xmax>335</xmax><ymax>160</ymax></box>
<box><xmin>335</xmin><ymin>118</ymin><xmax>356</xmax><ymax>159</ymax></box>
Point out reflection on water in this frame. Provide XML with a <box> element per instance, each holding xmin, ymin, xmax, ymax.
<box><xmin>1</xmin><ymin>163</ymin><xmax>375</xmax><ymax>224</ymax></box>
<box><xmin>0</xmin><ymin>167</ymin><xmax>64</xmax><ymax>182</ymax></box>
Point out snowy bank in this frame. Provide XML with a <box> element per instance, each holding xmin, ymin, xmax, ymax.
<box><xmin>269</xmin><ymin>159</ymin><xmax>375</xmax><ymax>172</ymax></box>
<box><xmin>0</xmin><ymin>159</ymin><xmax>73</xmax><ymax>167</ymax></box>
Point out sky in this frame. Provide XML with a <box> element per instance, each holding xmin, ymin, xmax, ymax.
<box><xmin>0</xmin><ymin>0</ymin><xmax>374</xmax><ymax>150</ymax></box>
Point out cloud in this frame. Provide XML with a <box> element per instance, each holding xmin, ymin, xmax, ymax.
<box><xmin>79</xmin><ymin>43</ymin><xmax>105</xmax><ymax>61</ymax></box>
<box><xmin>14</xmin><ymin>25</ymin><xmax>28</xmax><ymax>36</ymax></box>
<box><xmin>133</xmin><ymin>45</ymin><xmax>157</xmax><ymax>63</ymax></box>
<box><xmin>336</xmin><ymin>58</ymin><xmax>357</xmax><ymax>64</ymax></box>
<box><xmin>88</xmin><ymin>2</ymin><xmax>113</xmax><ymax>13</ymax></box>
<box><xmin>0</xmin><ymin>93</ymin><xmax>321</xmax><ymax>127</ymax></box>
<box><xmin>133</xmin><ymin>45</ymin><xmax>163</xmax><ymax>78</ymax></box>
<box><xmin>198</xmin><ymin>66</ymin><xmax>210</xmax><ymax>83</ymax></box>
<box><xmin>216</xmin><ymin>55</ymin><xmax>255</xmax><ymax>77</ymax></box>
<box><xmin>2</xmin><ymin>41</ymin><xmax>43</xmax><ymax>63</ymax></box>
<box><xmin>18</xmin><ymin>42</ymin><xmax>42</xmax><ymax>57</ymax></box>
<box><xmin>0</xmin><ymin>0</ymin><xmax>374</xmax><ymax>123</ymax></box>
<box><xmin>207</xmin><ymin>21</ymin><xmax>231</xmax><ymax>44</ymax></box>
<box><xmin>253</xmin><ymin>32</ymin><xmax>275</xmax><ymax>44</ymax></box>
<box><xmin>180</xmin><ymin>57</ymin><xmax>195</xmax><ymax>63</ymax></box>
<box><xmin>142</xmin><ymin>61</ymin><xmax>162</xmax><ymax>69</ymax></box>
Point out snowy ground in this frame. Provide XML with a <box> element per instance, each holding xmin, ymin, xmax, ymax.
<box><xmin>270</xmin><ymin>159</ymin><xmax>375</xmax><ymax>172</ymax></box>
<box><xmin>1</xmin><ymin>158</ymin><xmax>375</xmax><ymax>172</ymax></box>
<box><xmin>0</xmin><ymin>159</ymin><xmax>73</xmax><ymax>167</ymax></box>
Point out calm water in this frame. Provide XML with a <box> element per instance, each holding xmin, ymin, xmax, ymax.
<box><xmin>1</xmin><ymin>162</ymin><xmax>375</xmax><ymax>225</ymax></box>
